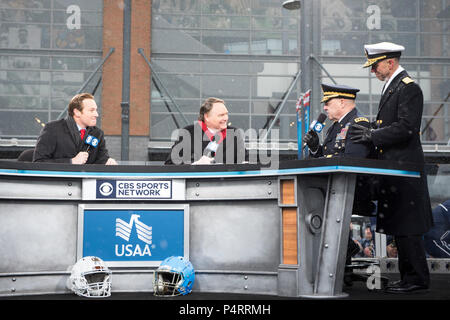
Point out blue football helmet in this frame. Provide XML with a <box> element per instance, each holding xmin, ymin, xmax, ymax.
<box><xmin>153</xmin><ymin>256</ymin><xmax>195</xmax><ymax>296</ymax></box>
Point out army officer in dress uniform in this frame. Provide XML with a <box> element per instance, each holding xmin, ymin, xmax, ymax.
<box><xmin>303</xmin><ymin>84</ymin><xmax>373</xmax><ymax>286</ymax></box>
<box><xmin>351</xmin><ymin>42</ymin><xmax>433</xmax><ymax>294</ymax></box>
<box><xmin>303</xmin><ymin>83</ymin><xmax>371</xmax><ymax>159</ymax></box>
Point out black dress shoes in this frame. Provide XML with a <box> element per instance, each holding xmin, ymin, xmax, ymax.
<box><xmin>385</xmin><ymin>283</ymin><xmax>429</xmax><ymax>294</ymax></box>
<box><xmin>386</xmin><ymin>280</ymin><xmax>403</xmax><ymax>288</ymax></box>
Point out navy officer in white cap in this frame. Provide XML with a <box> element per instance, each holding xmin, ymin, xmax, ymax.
<box><xmin>303</xmin><ymin>83</ymin><xmax>371</xmax><ymax>159</ymax></box>
<box><xmin>351</xmin><ymin>42</ymin><xmax>433</xmax><ymax>294</ymax></box>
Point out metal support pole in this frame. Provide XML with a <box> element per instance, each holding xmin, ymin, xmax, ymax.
<box><xmin>299</xmin><ymin>0</ymin><xmax>314</xmax><ymax>160</ymax></box>
<box><xmin>310</xmin><ymin>55</ymin><xmax>337</xmax><ymax>85</ymax></box>
<box><xmin>121</xmin><ymin>0</ymin><xmax>131</xmax><ymax>161</ymax></box>
<box><xmin>260</xmin><ymin>68</ymin><xmax>301</xmax><ymax>142</ymax></box>
<box><xmin>138</xmin><ymin>48</ymin><xmax>189</xmax><ymax>127</ymax></box>
<box><xmin>56</xmin><ymin>47</ymin><xmax>115</xmax><ymax>120</ymax></box>
<box><xmin>282</xmin><ymin>0</ymin><xmax>323</xmax><ymax>159</ymax></box>
<box><xmin>310</xmin><ymin>0</ymin><xmax>322</xmax><ymax>127</ymax></box>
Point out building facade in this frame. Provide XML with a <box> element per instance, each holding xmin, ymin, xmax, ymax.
<box><xmin>0</xmin><ymin>0</ymin><xmax>449</xmax><ymax>161</ymax></box>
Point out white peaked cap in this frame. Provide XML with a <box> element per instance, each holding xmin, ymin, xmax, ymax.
<box><xmin>363</xmin><ymin>42</ymin><xmax>405</xmax><ymax>68</ymax></box>
<box><xmin>364</xmin><ymin>42</ymin><xmax>405</xmax><ymax>56</ymax></box>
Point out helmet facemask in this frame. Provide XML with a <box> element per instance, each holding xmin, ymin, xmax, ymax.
<box><xmin>153</xmin><ymin>256</ymin><xmax>195</xmax><ymax>296</ymax></box>
<box><xmin>83</xmin><ymin>271</ymin><xmax>111</xmax><ymax>297</ymax></box>
<box><xmin>154</xmin><ymin>271</ymin><xmax>185</xmax><ymax>296</ymax></box>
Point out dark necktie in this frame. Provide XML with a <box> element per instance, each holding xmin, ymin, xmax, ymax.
<box><xmin>80</xmin><ymin>128</ymin><xmax>86</xmax><ymax>140</ymax></box>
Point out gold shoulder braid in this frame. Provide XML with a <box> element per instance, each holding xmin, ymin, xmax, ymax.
<box><xmin>354</xmin><ymin>117</ymin><xmax>369</xmax><ymax>123</ymax></box>
<box><xmin>401</xmin><ymin>76</ymin><xmax>414</xmax><ymax>84</ymax></box>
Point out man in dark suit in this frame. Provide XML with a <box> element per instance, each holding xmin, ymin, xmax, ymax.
<box><xmin>303</xmin><ymin>83</ymin><xmax>371</xmax><ymax>159</ymax></box>
<box><xmin>165</xmin><ymin>97</ymin><xmax>247</xmax><ymax>165</ymax></box>
<box><xmin>33</xmin><ymin>93</ymin><xmax>117</xmax><ymax>165</ymax></box>
<box><xmin>351</xmin><ymin>42</ymin><xmax>433</xmax><ymax>293</ymax></box>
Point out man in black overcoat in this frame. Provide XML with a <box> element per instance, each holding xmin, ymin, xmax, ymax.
<box><xmin>351</xmin><ymin>42</ymin><xmax>433</xmax><ymax>293</ymax></box>
<box><xmin>165</xmin><ymin>97</ymin><xmax>247</xmax><ymax>165</ymax></box>
<box><xmin>33</xmin><ymin>93</ymin><xmax>117</xmax><ymax>165</ymax></box>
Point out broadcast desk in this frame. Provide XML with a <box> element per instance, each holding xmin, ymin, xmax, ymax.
<box><xmin>0</xmin><ymin>158</ymin><xmax>421</xmax><ymax>298</ymax></box>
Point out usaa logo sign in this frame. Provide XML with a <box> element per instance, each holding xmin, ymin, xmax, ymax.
<box><xmin>82</xmin><ymin>209</ymin><xmax>185</xmax><ymax>262</ymax></box>
<box><xmin>115</xmin><ymin>214</ymin><xmax>153</xmax><ymax>257</ymax></box>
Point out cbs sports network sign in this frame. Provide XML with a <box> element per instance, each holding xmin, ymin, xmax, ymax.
<box><xmin>82</xmin><ymin>178</ymin><xmax>186</xmax><ymax>201</ymax></box>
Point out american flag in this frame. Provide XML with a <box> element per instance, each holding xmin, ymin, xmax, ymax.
<box><xmin>296</xmin><ymin>96</ymin><xmax>302</xmax><ymax>111</ymax></box>
<box><xmin>296</xmin><ymin>90</ymin><xmax>311</xmax><ymax>114</ymax></box>
<box><xmin>303</xmin><ymin>90</ymin><xmax>311</xmax><ymax>107</ymax></box>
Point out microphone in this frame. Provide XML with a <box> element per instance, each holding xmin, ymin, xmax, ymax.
<box><xmin>204</xmin><ymin>137</ymin><xmax>219</xmax><ymax>160</ymax></box>
<box><xmin>309</xmin><ymin>113</ymin><xmax>327</xmax><ymax>133</ymax></box>
<box><xmin>84</xmin><ymin>135</ymin><xmax>99</xmax><ymax>152</ymax></box>
<box><xmin>303</xmin><ymin>113</ymin><xmax>327</xmax><ymax>149</ymax></box>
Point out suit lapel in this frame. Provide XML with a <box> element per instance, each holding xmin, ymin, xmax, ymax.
<box><xmin>323</xmin><ymin>121</ymin><xmax>337</xmax><ymax>145</ymax></box>
<box><xmin>324</xmin><ymin>109</ymin><xmax>355</xmax><ymax>143</ymax></box>
<box><xmin>64</xmin><ymin>117</ymin><xmax>83</xmax><ymax>150</ymax></box>
<box><xmin>378</xmin><ymin>90</ymin><xmax>390</xmax><ymax>111</ymax></box>
<box><xmin>341</xmin><ymin>108</ymin><xmax>357</xmax><ymax>125</ymax></box>
<box><xmin>377</xmin><ymin>70</ymin><xmax>407</xmax><ymax>113</ymax></box>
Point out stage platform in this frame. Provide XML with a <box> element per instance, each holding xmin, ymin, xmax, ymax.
<box><xmin>1</xmin><ymin>273</ymin><xmax>449</xmax><ymax>300</ymax></box>
<box><xmin>1</xmin><ymin>158</ymin><xmax>448</xmax><ymax>307</ymax></box>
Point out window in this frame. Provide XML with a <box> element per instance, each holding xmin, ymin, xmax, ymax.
<box><xmin>320</xmin><ymin>0</ymin><xmax>450</xmax><ymax>144</ymax></box>
<box><xmin>150</xmin><ymin>0</ymin><xmax>300</xmax><ymax>142</ymax></box>
<box><xmin>0</xmin><ymin>0</ymin><xmax>103</xmax><ymax>138</ymax></box>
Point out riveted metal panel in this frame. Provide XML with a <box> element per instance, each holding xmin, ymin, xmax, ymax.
<box><xmin>0</xmin><ymin>202</ymin><xmax>78</xmax><ymax>273</ymax></box>
<box><xmin>0</xmin><ymin>177</ymin><xmax>81</xmax><ymax>200</ymax></box>
<box><xmin>186</xmin><ymin>178</ymin><xmax>277</xmax><ymax>200</ymax></box>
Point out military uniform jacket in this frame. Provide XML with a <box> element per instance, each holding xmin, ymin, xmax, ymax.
<box><xmin>370</xmin><ymin>70</ymin><xmax>433</xmax><ymax>236</ymax></box>
<box><xmin>311</xmin><ymin>108</ymin><xmax>371</xmax><ymax>159</ymax></box>
<box><xmin>372</xmin><ymin>70</ymin><xmax>426</xmax><ymax>163</ymax></box>
<box><xmin>33</xmin><ymin>117</ymin><xmax>110</xmax><ymax>164</ymax></box>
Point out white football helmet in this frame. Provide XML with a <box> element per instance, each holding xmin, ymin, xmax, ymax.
<box><xmin>68</xmin><ymin>256</ymin><xmax>112</xmax><ymax>298</ymax></box>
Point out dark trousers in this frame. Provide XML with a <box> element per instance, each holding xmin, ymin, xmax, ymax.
<box><xmin>395</xmin><ymin>235</ymin><xmax>430</xmax><ymax>286</ymax></box>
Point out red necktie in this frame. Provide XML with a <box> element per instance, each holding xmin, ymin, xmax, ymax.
<box><xmin>80</xmin><ymin>128</ymin><xmax>86</xmax><ymax>140</ymax></box>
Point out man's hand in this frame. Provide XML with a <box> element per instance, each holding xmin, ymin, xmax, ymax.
<box><xmin>105</xmin><ymin>158</ymin><xmax>118</xmax><ymax>165</ymax></box>
<box><xmin>71</xmin><ymin>151</ymin><xmax>89</xmax><ymax>164</ymax></box>
<box><xmin>350</xmin><ymin>124</ymin><xmax>373</xmax><ymax>143</ymax></box>
<box><xmin>303</xmin><ymin>130</ymin><xmax>319</xmax><ymax>152</ymax></box>
<box><xmin>193</xmin><ymin>155</ymin><xmax>214</xmax><ymax>165</ymax></box>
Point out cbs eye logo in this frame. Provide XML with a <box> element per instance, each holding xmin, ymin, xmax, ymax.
<box><xmin>314</xmin><ymin>123</ymin><xmax>324</xmax><ymax>132</ymax></box>
<box><xmin>85</xmin><ymin>135</ymin><xmax>99</xmax><ymax>147</ymax></box>
<box><xmin>99</xmin><ymin>182</ymin><xmax>114</xmax><ymax>196</ymax></box>
<box><xmin>91</xmin><ymin>138</ymin><xmax>99</xmax><ymax>147</ymax></box>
